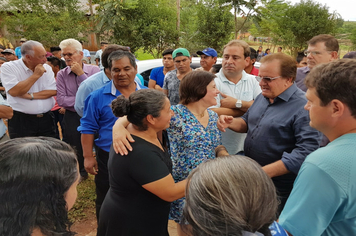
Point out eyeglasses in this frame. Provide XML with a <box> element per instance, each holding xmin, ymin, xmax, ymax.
<box><xmin>255</xmin><ymin>76</ymin><xmax>281</xmax><ymax>83</ymax></box>
<box><xmin>61</xmin><ymin>52</ymin><xmax>77</xmax><ymax>57</ymax></box>
<box><xmin>304</xmin><ymin>50</ymin><xmax>332</xmax><ymax>56</ymax></box>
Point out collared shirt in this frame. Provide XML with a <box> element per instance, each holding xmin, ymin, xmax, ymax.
<box><xmin>212</xmin><ymin>69</ymin><xmax>261</xmax><ymax>154</ymax></box>
<box><xmin>15</xmin><ymin>46</ymin><xmax>22</xmax><ymax>59</ymax></box>
<box><xmin>57</xmin><ymin>63</ymin><xmax>100</xmax><ymax>112</ymax></box>
<box><xmin>74</xmin><ymin>71</ymin><xmax>144</xmax><ymax>117</ymax></box>
<box><xmin>0</xmin><ymin>95</ymin><xmax>10</xmax><ymax>137</ymax></box>
<box><xmin>295</xmin><ymin>66</ymin><xmax>310</xmax><ymax>92</ymax></box>
<box><xmin>78</xmin><ymin>81</ymin><xmax>147</xmax><ymax>152</ymax></box>
<box><xmin>1</xmin><ymin>59</ymin><xmax>56</xmax><ymax>114</ymax></box>
<box><xmin>242</xmin><ymin>83</ymin><xmax>321</xmax><ymax>192</ymax></box>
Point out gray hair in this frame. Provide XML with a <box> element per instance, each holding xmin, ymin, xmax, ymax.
<box><xmin>59</xmin><ymin>38</ymin><xmax>82</xmax><ymax>52</ymax></box>
<box><xmin>108</xmin><ymin>50</ymin><xmax>136</xmax><ymax>70</ymax></box>
<box><xmin>183</xmin><ymin>155</ymin><xmax>278</xmax><ymax>236</ymax></box>
<box><xmin>21</xmin><ymin>40</ymin><xmax>44</xmax><ymax>57</ymax></box>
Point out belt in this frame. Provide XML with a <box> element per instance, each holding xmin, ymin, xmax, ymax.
<box><xmin>14</xmin><ymin>110</ymin><xmax>50</xmax><ymax>118</ymax></box>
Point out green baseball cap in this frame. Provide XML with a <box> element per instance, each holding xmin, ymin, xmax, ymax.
<box><xmin>172</xmin><ymin>48</ymin><xmax>190</xmax><ymax>59</ymax></box>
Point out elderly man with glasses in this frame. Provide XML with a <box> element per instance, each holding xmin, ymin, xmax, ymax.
<box><xmin>218</xmin><ymin>53</ymin><xmax>321</xmax><ymax>214</ymax></box>
<box><xmin>295</xmin><ymin>34</ymin><xmax>339</xmax><ymax>92</ymax></box>
<box><xmin>57</xmin><ymin>38</ymin><xmax>100</xmax><ymax>182</ymax></box>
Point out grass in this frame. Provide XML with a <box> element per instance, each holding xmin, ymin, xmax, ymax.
<box><xmin>135</xmin><ymin>48</ymin><xmax>156</xmax><ymax>60</ymax></box>
<box><xmin>68</xmin><ymin>175</ymin><xmax>96</xmax><ymax>222</ymax></box>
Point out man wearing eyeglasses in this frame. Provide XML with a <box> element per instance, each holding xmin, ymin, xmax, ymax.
<box><xmin>1</xmin><ymin>40</ymin><xmax>57</xmax><ymax>138</ymax></box>
<box><xmin>218</xmin><ymin>53</ymin><xmax>320</xmax><ymax>213</ymax></box>
<box><xmin>295</xmin><ymin>34</ymin><xmax>339</xmax><ymax>92</ymax></box>
<box><xmin>57</xmin><ymin>38</ymin><xmax>100</xmax><ymax>182</ymax></box>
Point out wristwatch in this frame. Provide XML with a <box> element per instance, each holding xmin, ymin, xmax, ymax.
<box><xmin>235</xmin><ymin>99</ymin><xmax>242</xmax><ymax>108</ymax></box>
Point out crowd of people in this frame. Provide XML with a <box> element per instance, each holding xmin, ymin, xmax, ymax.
<box><xmin>0</xmin><ymin>32</ymin><xmax>356</xmax><ymax>236</ymax></box>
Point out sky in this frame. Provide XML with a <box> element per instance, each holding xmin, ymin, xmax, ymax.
<box><xmin>287</xmin><ymin>0</ymin><xmax>356</xmax><ymax>21</ymax></box>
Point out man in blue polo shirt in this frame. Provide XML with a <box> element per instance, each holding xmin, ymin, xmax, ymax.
<box><xmin>78</xmin><ymin>50</ymin><xmax>147</xmax><ymax>221</ymax></box>
<box><xmin>148</xmin><ymin>49</ymin><xmax>174</xmax><ymax>91</ymax></box>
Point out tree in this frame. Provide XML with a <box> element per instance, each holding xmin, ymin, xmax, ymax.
<box><xmin>273</xmin><ymin>0</ymin><xmax>340</xmax><ymax>55</ymax></box>
<box><xmin>94</xmin><ymin>0</ymin><xmax>178</xmax><ymax>57</ymax></box>
<box><xmin>1</xmin><ymin>0</ymin><xmax>90</xmax><ymax>48</ymax></box>
<box><xmin>195</xmin><ymin>0</ymin><xmax>234</xmax><ymax>53</ymax></box>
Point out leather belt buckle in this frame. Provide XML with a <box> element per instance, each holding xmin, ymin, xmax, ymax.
<box><xmin>36</xmin><ymin>114</ymin><xmax>44</xmax><ymax>118</ymax></box>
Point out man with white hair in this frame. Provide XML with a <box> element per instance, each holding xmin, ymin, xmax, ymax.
<box><xmin>1</xmin><ymin>40</ymin><xmax>57</xmax><ymax>138</ymax></box>
<box><xmin>57</xmin><ymin>38</ymin><xmax>100</xmax><ymax>181</ymax></box>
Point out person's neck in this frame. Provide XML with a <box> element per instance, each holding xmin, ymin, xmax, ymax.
<box><xmin>163</xmin><ymin>66</ymin><xmax>175</xmax><ymax>74</ymax></box>
<box><xmin>31</xmin><ymin>228</ymin><xmax>44</xmax><ymax>236</ymax></box>
<box><xmin>23</xmin><ymin>59</ymin><xmax>36</xmax><ymax>71</ymax></box>
<box><xmin>177</xmin><ymin>68</ymin><xmax>192</xmax><ymax>79</ymax></box>
<box><xmin>115</xmin><ymin>82</ymin><xmax>136</xmax><ymax>98</ymax></box>
<box><xmin>104</xmin><ymin>68</ymin><xmax>112</xmax><ymax>80</ymax></box>
<box><xmin>244</xmin><ymin>65</ymin><xmax>253</xmax><ymax>74</ymax></box>
<box><xmin>185</xmin><ymin>101</ymin><xmax>209</xmax><ymax>117</ymax></box>
<box><xmin>224</xmin><ymin>71</ymin><xmax>243</xmax><ymax>84</ymax></box>
<box><xmin>127</xmin><ymin>124</ymin><xmax>161</xmax><ymax>147</ymax></box>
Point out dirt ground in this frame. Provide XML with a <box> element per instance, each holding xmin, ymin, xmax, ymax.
<box><xmin>71</xmin><ymin>210</ymin><xmax>178</xmax><ymax>236</ymax></box>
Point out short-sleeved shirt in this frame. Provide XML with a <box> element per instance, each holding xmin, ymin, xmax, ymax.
<box><xmin>0</xmin><ymin>95</ymin><xmax>10</xmax><ymax>137</ymax></box>
<box><xmin>1</xmin><ymin>59</ymin><xmax>56</xmax><ymax>114</ymax></box>
<box><xmin>95</xmin><ymin>49</ymin><xmax>104</xmax><ymax>70</ymax></box>
<box><xmin>242</xmin><ymin>83</ymin><xmax>320</xmax><ymax>194</ymax></box>
<box><xmin>167</xmin><ymin>104</ymin><xmax>222</xmax><ymax>222</ymax></box>
<box><xmin>149</xmin><ymin>66</ymin><xmax>165</xmax><ymax>87</ymax></box>
<box><xmin>212</xmin><ymin>69</ymin><xmax>261</xmax><ymax>154</ymax></box>
<box><xmin>279</xmin><ymin>133</ymin><xmax>356</xmax><ymax>236</ymax></box>
<box><xmin>97</xmin><ymin>136</ymin><xmax>172</xmax><ymax>236</ymax></box>
<box><xmin>162</xmin><ymin>69</ymin><xmax>180</xmax><ymax>105</ymax></box>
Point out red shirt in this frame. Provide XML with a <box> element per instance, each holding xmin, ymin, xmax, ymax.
<box><xmin>250</xmin><ymin>66</ymin><xmax>259</xmax><ymax>76</ymax></box>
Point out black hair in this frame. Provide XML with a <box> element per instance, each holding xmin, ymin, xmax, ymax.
<box><xmin>296</xmin><ymin>52</ymin><xmax>306</xmax><ymax>63</ymax></box>
<box><xmin>47</xmin><ymin>56</ymin><xmax>61</xmax><ymax>68</ymax></box>
<box><xmin>0</xmin><ymin>137</ymin><xmax>78</xmax><ymax>236</ymax></box>
<box><xmin>162</xmin><ymin>49</ymin><xmax>174</xmax><ymax>57</ymax></box>
<box><xmin>111</xmin><ymin>89</ymin><xmax>167</xmax><ymax>131</ymax></box>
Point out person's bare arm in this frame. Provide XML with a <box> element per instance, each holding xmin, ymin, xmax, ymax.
<box><xmin>220</xmin><ymin>92</ymin><xmax>254</xmax><ymax>113</ymax></box>
<box><xmin>7</xmin><ymin>64</ymin><xmax>46</xmax><ymax>97</ymax></box>
<box><xmin>163</xmin><ymin>89</ymin><xmax>168</xmax><ymax>96</ymax></box>
<box><xmin>81</xmin><ymin>133</ymin><xmax>98</xmax><ymax>175</ymax></box>
<box><xmin>217</xmin><ymin>115</ymin><xmax>248</xmax><ymax>133</ymax></box>
<box><xmin>20</xmin><ymin>90</ymin><xmax>56</xmax><ymax>100</ymax></box>
<box><xmin>211</xmin><ymin>107</ymin><xmax>245</xmax><ymax>117</ymax></box>
<box><xmin>0</xmin><ymin>105</ymin><xmax>13</xmax><ymax>119</ymax></box>
<box><xmin>112</xmin><ymin>116</ymin><xmax>135</xmax><ymax>155</ymax></box>
<box><xmin>143</xmin><ymin>175</ymin><xmax>187</xmax><ymax>202</ymax></box>
<box><xmin>215</xmin><ymin>145</ymin><xmax>229</xmax><ymax>157</ymax></box>
<box><xmin>148</xmin><ymin>79</ymin><xmax>156</xmax><ymax>89</ymax></box>
<box><xmin>262</xmin><ymin>160</ymin><xmax>290</xmax><ymax>178</ymax></box>
<box><xmin>95</xmin><ymin>58</ymin><xmax>99</xmax><ymax>66</ymax></box>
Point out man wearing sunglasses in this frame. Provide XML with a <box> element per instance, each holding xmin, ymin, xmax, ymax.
<box><xmin>57</xmin><ymin>38</ymin><xmax>100</xmax><ymax>182</ymax></box>
<box><xmin>218</xmin><ymin>53</ymin><xmax>320</xmax><ymax>213</ymax></box>
<box><xmin>295</xmin><ymin>34</ymin><xmax>338</xmax><ymax>92</ymax></box>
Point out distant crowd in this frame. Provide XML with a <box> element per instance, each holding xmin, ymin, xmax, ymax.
<box><xmin>1</xmin><ymin>32</ymin><xmax>356</xmax><ymax>236</ymax></box>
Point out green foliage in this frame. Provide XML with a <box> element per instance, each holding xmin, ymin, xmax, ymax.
<box><xmin>273</xmin><ymin>0</ymin><xmax>340</xmax><ymax>54</ymax></box>
<box><xmin>94</xmin><ymin>0</ymin><xmax>177</xmax><ymax>58</ymax></box>
<box><xmin>194</xmin><ymin>0</ymin><xmax>234</xmax><ymax>53</ymax></box>
<box><xmin>350</xmin><ymin>28</ymin><xmax>356</xmax><ymax>50</ymax></box>
<box><xmin>2</xmin><ymin>0</ymin><xmax>90</xmax><ymax>48</ymax></box>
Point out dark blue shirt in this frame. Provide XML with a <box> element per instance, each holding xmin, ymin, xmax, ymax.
<box><xmin>242</xmin><ymin>83</ymin><xmax>321</xmax><ymax>192</ymax></box>
<box><xmin>149</xmin><ymin>66</ymin><xmax>165</xmax><ymax>87</ymax></box>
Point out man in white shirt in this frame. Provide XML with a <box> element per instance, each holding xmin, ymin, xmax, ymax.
<box><xmin>211</xmin><ymin>40</ymin><xmax>261</xmax><ymax>154</ymax></box>
<box><xmin>1</xmin><ymin>40</ymin><xmax>57</xmax><ymax>138</ymax></box>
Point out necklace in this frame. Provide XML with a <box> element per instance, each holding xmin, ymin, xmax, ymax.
<box><xmin>191</xmin><ymin>110</ymin><xmax>205</xmax><ymax>118</ymax></box>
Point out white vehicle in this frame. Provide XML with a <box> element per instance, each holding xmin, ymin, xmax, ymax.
<box><xmin>137</xmin><ymin>57</ymin><xmax>222</xmax><ymax>86</ymax></box>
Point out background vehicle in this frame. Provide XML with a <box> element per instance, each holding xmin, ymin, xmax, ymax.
<box><xmin>137</xmin><ymin>57</ymin><xmax>222</xmax><ymax>86</ymax></box>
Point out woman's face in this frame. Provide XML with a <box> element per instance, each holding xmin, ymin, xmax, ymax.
<box><xmin>65</xmin><ymin>165</ymin><xmax>80</xmax><ymax>211</ymax></box>
<box><xmin>155</xmin><ymin>98</ymin><xmax>173</xmax><ymax>130</ymax></box>
<box><xmin>201</xmin><ymin>80</ymin><xmax>220</xmax><ymax>106</ymax></box>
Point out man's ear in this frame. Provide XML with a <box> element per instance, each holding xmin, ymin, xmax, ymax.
<box><xmin>330</xmin><ymin>99</ymin><xmax>345</xmax><ymax>118</ymax></box>
<box><xmin>330</xmin><ymin>51</ymin><xmax>338</xmax><ymax>60</ymax></box>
